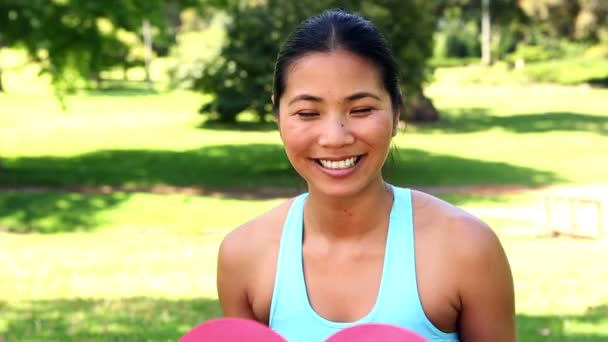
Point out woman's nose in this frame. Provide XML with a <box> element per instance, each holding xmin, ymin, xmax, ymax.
<box><xmin>318</xmin><ymin>117</ymin><xmax>355</xmax><ymax>147</ymax></box>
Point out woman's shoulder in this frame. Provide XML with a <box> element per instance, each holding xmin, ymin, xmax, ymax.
<box><xmin>409</xmin><ymin>190</ymin><xmax>515</xmax><ymax>338</ymax></box>
<box><xmin>218</xmin><ymin>197</ymin><xmax>297</xmax><ymax>267</ymax></box>
<box><xmin>410</xmin><ymin>189</ymin><xmax>503</xmax><ymax>259</ymax></box>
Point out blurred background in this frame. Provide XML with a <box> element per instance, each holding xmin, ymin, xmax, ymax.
<box><xmin>1</xmin><ymin>0</ymin><xmax>607</xmax><ymax>340</ymax></box>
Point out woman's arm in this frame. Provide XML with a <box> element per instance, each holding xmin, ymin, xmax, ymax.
<box><xmin>217</xmin><ymin>229</ymin><xmax>257</xmax><ymax>318</ymax></box>
<box><xmin>455</xmin><ymin>218</ymin><xmax>516</xmax><ymax>341</ymax></box>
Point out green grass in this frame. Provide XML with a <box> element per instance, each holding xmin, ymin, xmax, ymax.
<box><xmin>1</xmin><ymin>82</ymin><xmax>608</xmax><ymax>340</ymax></box>
<box><xmin>0</xmin><ymin>229</ymin><xmax>224</xmax><ymax>341</ymax></box>
<box><xmin>0</xmin><ymin>191</ymin><xmax>281</xmax><ymax>234</ymax></box>
<box><xmin>1</xmin><ymin>209</ymin><xmax>607</xmax><ymax>341</ymax></box>
<box><xmin>2</xmin><ymin>85</ymin><xmax>607</xmax><ymax>189</ymax></box>
<box><xmin>0</xmin><ymin>297</ymin><xmax>221</xmax><ymax>341</ymax></box>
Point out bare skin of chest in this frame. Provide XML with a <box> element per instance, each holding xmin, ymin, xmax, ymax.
<box><xmin>302</xmin><ymin>243</ymin><xmax>385</xmax><ymax>323</ymax></box>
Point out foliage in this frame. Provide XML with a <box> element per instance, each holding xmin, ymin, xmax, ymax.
<box><xmin>523</xmin><ymin>57</ymin><xmax>608</xmax><ymax>85</ymax></box>
<box><xmin>432</xmin><ymin>57</ymin><xmax>608</xmax><ymax>86</ymax></box>
<box><xmin>433</xmin><ymin>0</ymin><xmax>608</xmax><ymax>64</ymax></box>
<box><xmin>518</xmin><ymin>0</ymin><xmax>608</xmax><ymax>43</ymax></box>
<box><xmin>195</xmin><ymin>0</ymin><xmax>436</xmax><ymax>122</ymax></box>
<box><xmin>166</xmin><ymin>9</ymin><xmax>228</xmax><ymax>89</ymax></box>
<box><xmin>433</xmin><ymin>0</ymin><xmax>528</xmax><ymax>62</ymax></box>
<box><xmin>0</xmin><ymin>0</ymin><xmax>200</xmax><ymax>95</ymax></box>
<box><xmin>509</xmin><ymin>44</ymin><xmax>557</xmax><ymax>63</ymax></box>
<box><xmin>435</xmin><ymin>20</ymin><xmax>481</xmax><ymax>59</ymax></box>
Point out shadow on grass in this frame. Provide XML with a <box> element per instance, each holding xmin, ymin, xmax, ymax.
<box><xmin>588</xmin><ymin>76</ymin><xmax>608</xmax><ymax>88</ymax></box>
<box><xmin>0</xmin><ymin>145</ymin><xmax>561</xmax><ymax>233</ymax></box>
<box><xmin>386</xmin><ymin>147</ymin><xmax>561</xmax><ymax>187</ymax></box>
<box><xmin>2</xmin><ymin>144</ymin><xmax>561</xmax><ymax>190</ymax></box>
<box><xmin>1</xmin><ymin>298</ymin><xmax>606</xmax><ymax>341</ymax></box>
<box><xmin>0</xmin><ymin>192</ymin><xmax>130</xmax><ymax>234</ymax></box>
<box><xmin>414</xmin><ymin>109</ymin><xmax>608</xmax><ymax>135</ymax></box>
<box><xmin>0</xmin><ymin>297</ymin><xmax>221</xmax><ymax>342</ymax></box>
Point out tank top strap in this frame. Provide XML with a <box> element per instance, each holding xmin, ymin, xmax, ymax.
<box><xmin>379</xmin><ymin>186</ymin><xmax>417</xmax><ymax>307</ymax></box>
<box><xmin>269</xmin><ymin>193</ymin><xmax>309</xmax><ymax>324</ymax></box>
<box><xmin>380</xmin><ymin>186</ymin><xmax>460</xmax><ymax>340</ymax></box>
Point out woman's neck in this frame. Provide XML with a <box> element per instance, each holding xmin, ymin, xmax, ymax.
<box><xmin>304</xmin><ymin>179</ymin><xmax>394</xmax><ymax>241</ymax></box>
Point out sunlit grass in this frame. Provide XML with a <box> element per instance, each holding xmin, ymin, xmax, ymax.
<box><xmin>2</xmin><ymin>85</ymin><xmax>608</xmax><ymax>189</ymax></box>
<box><xmin>1</xmin><ymin>203</ymin><xmax>607</xmax><ymax>340</ymax></box>
<box><xmin>0</xmin><ymin>191</ymin><xmax>281</xmax><ymax>234</ymax></box>
<box><xmin>1</xmin><ymin>80</ymin><xmax>607</xmax><ymax>340</ymax></box>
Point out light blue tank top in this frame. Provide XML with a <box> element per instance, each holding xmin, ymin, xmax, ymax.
<box><xmin>269</xmin><ymin>186</ymin><xmax>460</xmax><ymax>341</ymax></box>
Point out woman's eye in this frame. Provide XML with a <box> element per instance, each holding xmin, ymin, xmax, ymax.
<box><xmin>296</xmin><ymin>112</ymin><xmax>319</xmax><ymax>118</ymax></box>
<box><xmin>352</xmin><ymin>108</ymin><xmax>373</xmax><ymax>115</ymax></box>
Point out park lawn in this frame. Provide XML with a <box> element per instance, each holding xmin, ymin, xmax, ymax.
<box><xmin>399</xmin><ymin>84</ymin><xmax>608</xmax><ymax>187</ymax></box>
<box><xmin>0</xmin><ymin>191</ymin><xmax>282</xmax><ymax>234</ymax></box>
<box><xmin>1</xmin><ymin>83</ymin><xmax>607</xmax><ymax>340</ymax></box>
<box><xmin>1</xmin><ymin>85</ymin><xmax>608</xmax><ymax>189</ymax></box>
<box><xmin>0</xmin><ymin>192</ymin><xmax>607</xmax><ymax>341</ymax></box>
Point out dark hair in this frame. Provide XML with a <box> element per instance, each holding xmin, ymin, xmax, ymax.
<box><xmin>272</xmin><ymin>9</ymin><xmax>403</xmax><ymax>114</ymax></box>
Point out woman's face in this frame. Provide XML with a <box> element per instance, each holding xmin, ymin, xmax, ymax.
<box><xmin>277</xmin><ymin>49</ymin><xmax>398</xmax><ymax>197</ymax></box>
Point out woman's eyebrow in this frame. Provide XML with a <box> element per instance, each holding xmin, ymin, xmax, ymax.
<box><xmin>287</xmin><ymin>91</ymin><xmax>381</xmax><ymax>106</ymax></box>
<box><xmin>288</xmin><ymin>94</ymin><xmax>323</xmax><ymax>106</ymax></box>
<box><xmin>345</xmin><ymin>91</ymin><xmax>382</xmax><ymax>102</ymax></box>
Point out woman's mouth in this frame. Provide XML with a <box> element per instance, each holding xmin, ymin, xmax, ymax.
<box><xmin>316</xmin><ymin>155</ymin><xmax>363</xmax><ymax>170</ymax></box>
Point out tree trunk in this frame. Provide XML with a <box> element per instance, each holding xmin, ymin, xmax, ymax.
<box><xmin>481</xmin><ymin>0</ymin><xmax>492</xmax><ymax>66</ymax></box>
<box><xmin>0</xmin><ymin>45</ymin><xmax>4</xmax><ymax>92</ymax></box>
<box><xmin>142</xmin><ymin>19</ymin><xmax>153</xmax><ymax>90</ymax></box>
<box><xmin>95</xmin><ymin>73</ymin><xmax>102</xmax><ymax>89</ymax></box>
<box><xmin>165</xmin><ymin>0</ymin><xmax>182</xmax><ymax>36</ymax></box>
<box><xmin>407</xmin><ymin>91</ymin><xmax>440</xmax><ymax>123</ymax></box>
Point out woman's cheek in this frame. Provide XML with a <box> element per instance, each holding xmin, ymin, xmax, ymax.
<box><xmin>281</xmin><ymin>120</ymin><xmax>318</xmax><ymax>146</ymax></box>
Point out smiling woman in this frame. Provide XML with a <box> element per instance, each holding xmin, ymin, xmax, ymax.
<box><xmin>216</xmin><ymin>9</ymin><xmax>516</xmax><ymax>342</ymax></box>
<box><xmin>276</xmin><ymin>50</ymin><xmax>396</xmax><ymax>198</ymax></box>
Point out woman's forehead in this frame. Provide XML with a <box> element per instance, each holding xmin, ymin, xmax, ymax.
<box><xmin>283</xmin><ymin>50</ymin><xmax>386</xmax><ymax>100</ymax></box>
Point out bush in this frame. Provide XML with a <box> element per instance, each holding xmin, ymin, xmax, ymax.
<box><xmin>508</xmin><ymin>45</ymin><xmax>556</xmax><ymax>63</ymax></box>
<box><xmin>585</xmin><ymin>44</ymin><xmax>608</xmax><ymax>59</ymax></box>
<box><xmin>434</xmin><ymin>20</ymin><xmax>480</xmax><ymax>59</ymax></box>
<box><xmin>195</xmin><ymin>0</ymin><xmax>436</xmax><ymax>123</ymax></box>
<box><xmin>433</xmin><ymin>57</ymin><xmax>608</xmax><ymax>87</ymax></box>
<box><xmin>494</xmin><ymin>26</ymin><xmax>521</xmax><ymax>59</ymax></box>
<box><xmin>524</xmin><ymin>58</ymin><xmax>608</xmax><ymax>85</ymax></box>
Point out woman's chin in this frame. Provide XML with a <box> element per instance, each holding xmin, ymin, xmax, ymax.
<box><xmin>305</xmin><ymin>178</ymin><xmax>381</xmax><ymax>198</ymax></box>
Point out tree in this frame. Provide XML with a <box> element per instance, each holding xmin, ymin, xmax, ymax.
<box><xmin>433</xmin><ymin>0</ymin><xmax>527</xmax><ymax>61</ymax></box>
<box><xmin>0</xmin><ymin>0</ymin><xmax>200</xmax><ymax>93</ymax></box>
<box><xmin>196</xmin><ymin>0</ymin><xmax>441</xmax><ymax>123</ymax></box>
<box><xmin>357</xmin><ymin>0</ymin><xmax>438</xmax><ymax>121</ymax></box>
<box><xmin>519</xmin><ymin>0</ymin><xmax>608</xmax><ymax>43</ymax></box>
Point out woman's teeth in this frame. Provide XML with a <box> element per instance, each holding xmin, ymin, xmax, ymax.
<box><xmin>318</xmin><ymin>156</ymin><xmax>358</xmax><ymax>170</ymax></box>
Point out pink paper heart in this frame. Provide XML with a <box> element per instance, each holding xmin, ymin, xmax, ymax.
<box><xmin>180</xmin><ymin>318</ymin><xmax>428</xmax><ymax>341</ymax></box>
